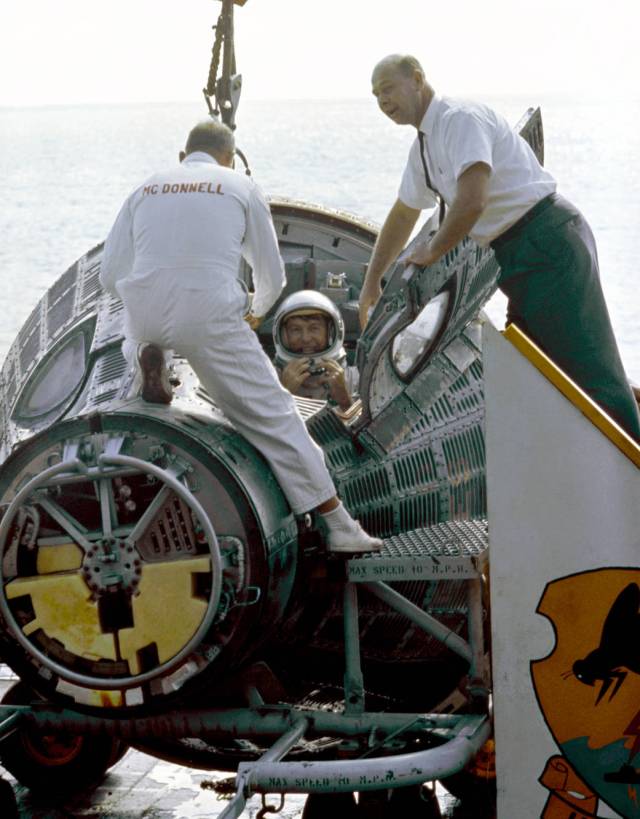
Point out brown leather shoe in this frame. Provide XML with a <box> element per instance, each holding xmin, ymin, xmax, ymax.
<box><xmin>138</xmin><ymin>344</ymin><xmax>173</xmax><ymax>405</ymax></box>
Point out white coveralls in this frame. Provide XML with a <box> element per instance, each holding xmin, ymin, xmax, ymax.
<box><xmin>100</xmin><ymin>152</ymin><xmax>336</xmax><ymax>514</ymax></box>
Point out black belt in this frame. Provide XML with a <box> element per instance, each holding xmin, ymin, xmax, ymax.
<box><xmin>491</xmin><ymin>193</ymin><xmax>557</xmax><ymax>250</ymax></box>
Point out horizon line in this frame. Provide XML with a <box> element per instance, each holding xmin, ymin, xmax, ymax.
<box><xmin>3</xmin><ymin>90</ymin><xmax>637</xmax><ymax>111</ymax></box>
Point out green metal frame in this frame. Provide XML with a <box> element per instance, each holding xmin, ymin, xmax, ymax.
<box><xmin>0</xmin><ymin>547</ymin><xmax>492</xmax><ymax>815</ymax></box>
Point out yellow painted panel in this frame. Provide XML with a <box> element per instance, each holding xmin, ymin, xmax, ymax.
<box><xmin>118</xmin><ymin>558</ymin><xmax>211</xmax><ymax>675</ymax></box>
<box><xmin>36</xmin><ymin>542</ymin><xmax>84</xmax><ymax>574</ymax></box>
<box><xmin>90</xmin><ymin>690</ymin><xmax>125</xmax><ymax>708</ymax></box>
<box><xmin>6</xmin><ymin>573</ymin><xmax>116</xmax><ymax>660</ymax></box>
<box><xmin>504</xmin><ymin>324</ymin><xmax>640</xmax><ymax>468</ymax></box>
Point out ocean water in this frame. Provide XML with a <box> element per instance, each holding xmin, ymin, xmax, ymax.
<box><xmin>1</xmin><ymin>95</ymin><xmax>639</xmax><ymax>379</ymax></box>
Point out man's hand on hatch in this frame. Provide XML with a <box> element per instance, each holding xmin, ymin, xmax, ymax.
<box><xmin>358</xmin><ymin>280</ymin><xmax>383</xmax><ymax>329</ymax></box>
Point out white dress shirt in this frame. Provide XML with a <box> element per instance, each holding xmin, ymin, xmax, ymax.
<box><xmin>398</xmin><ymin>96</ymin><xmax>557</xmax><ymax>245</ymax></box>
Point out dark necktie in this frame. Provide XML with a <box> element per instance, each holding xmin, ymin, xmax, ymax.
<box><xmin>418</xmin><ymin>131</ymin><xmax>446</xmax><ymax>225</ymax></box>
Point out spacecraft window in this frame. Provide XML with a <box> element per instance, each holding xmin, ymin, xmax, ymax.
<box><xmin>14</xmin><ymin>331</ymin><xmax>87</xmax><ymax>421</ymax></box>
<box><xmin>391</xmin><ymin>290</ymin><xmax>450</xmax><ymax>377</ymax></box>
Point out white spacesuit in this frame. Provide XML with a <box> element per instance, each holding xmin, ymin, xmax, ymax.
<box><xmin>272</xmin><ymin>291</ymin><xmax>359</xmax><ymax>406</ymax></box>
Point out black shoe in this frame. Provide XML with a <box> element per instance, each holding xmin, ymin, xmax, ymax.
<box><xmin>138</xmin><ymin>344</ymin><xmax>173</xmax><ymax>405</ymax></box>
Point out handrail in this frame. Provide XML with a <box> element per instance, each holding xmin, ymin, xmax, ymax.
<box><xmin>235</xmin><ymin>714</ymin><xmax>491</xmax><ymax>794</ymax></box>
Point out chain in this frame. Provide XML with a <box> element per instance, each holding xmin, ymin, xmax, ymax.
<box><xmin>257</xmin><ymin>793</ymin><xmax>286</xmax><ymax>818</ymax></box>
<box><xmin>203</xmin><ymin>7</ymin><xmax>225</xmax><ymax>117</ymax></box>
<box><xmin>201</xmin><ymin>2</ymin><xmax>251</xmax><ymax>174</ymax></box>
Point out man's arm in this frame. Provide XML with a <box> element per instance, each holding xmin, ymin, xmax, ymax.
<box><xmin>99</xmin><ymin>199</ymin><xmax>135</xmax><ymax>299</ymax></box>
<box><xmin>359</xmin><ymin>198</ymin><xmax>421</xmax><ymax>328</ymax></box>
<box><xmin>243</xmin><ymin>184</ymin><xmax>286</xmax><ymax>320</ymax></box>
<box><xmin>406</xmin><ymin>162</ymin><xmax>491</xmax><ymax>267</ymax></box>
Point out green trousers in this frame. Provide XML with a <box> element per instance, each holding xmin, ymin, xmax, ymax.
<box><xmin>493</xmin><ymin>194</ymin><xmax>640</xmax><ymax>441</ymax></box>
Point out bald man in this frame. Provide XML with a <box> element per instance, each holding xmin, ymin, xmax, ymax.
<box><xmin>360</xmin><ymin>54</ymin><xmax>640</xmax><ymax>441</ymax></box>
<box><xmin>100</xmin><ymin>120</ymin><xmax>382</xmax><ymax>554</ymax></box>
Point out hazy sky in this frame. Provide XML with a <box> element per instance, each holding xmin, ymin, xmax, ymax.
<box><xmin>2</xmin><ymin>0</ymin><xmax>638</xmax><ymax>107</ymax></box>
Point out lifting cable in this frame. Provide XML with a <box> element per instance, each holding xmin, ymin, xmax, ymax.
<box><xmin>202</xmin><ymin>0</ymin><xmax>251</xmax><ymax>175</ymax></box>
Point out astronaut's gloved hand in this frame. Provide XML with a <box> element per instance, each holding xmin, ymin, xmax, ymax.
<box><xmin>281</xmin><ymin>358</ymin><xmax>311</xmax><ymax>394</ymax></box>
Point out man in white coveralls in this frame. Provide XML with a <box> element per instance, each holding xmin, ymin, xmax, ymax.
<box><xmin>360</xmin><ymin>54</ymin><xmax>640</xmax><ymax>442</ymax></box>
<box><xmin>100</xmin><ymin>120</ymin><xmax>381</xmax><ymax>554</ymax></box>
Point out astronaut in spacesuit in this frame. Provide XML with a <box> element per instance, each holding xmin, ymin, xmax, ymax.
<box><xmin>272</xmin><ymin>291</ymin><xmax>358</xmax><ymax>411</ymax></box>
<box><xmin>99</xmin><ymin>120</ymin><xmax>381</xmax><ymax>554</ymax></box>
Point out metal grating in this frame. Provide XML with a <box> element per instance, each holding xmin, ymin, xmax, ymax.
<box><xmin>428</xmin><ymin>393</ymin><xmax>456</xmax><ymax>426</ymax></box>
<box><xmin>137</xmin><ymin>494</ymin><xmax>199</xmax><ymax>561</ymax></box>
<box><xmin>323</xmin><ymin>441</ymin><xmax>357</xmax><ymax>470</ymax></box>
<box><xmin>404</xmin><ymin>366</ymin><xmax>484</xmax><ymax>442</ymax></box>
<box><xmin>195</xmin><ymin>385</ymin><xmax>217</xmax><ymax>408</ymax></box>
<box><xmin>461</xmin><ymin>254</ymin><xmax>499</xmax><ymax>308</ymax></box>
<box><xmin>359</xmin><ymin>518</ymin><xmax>487</xmax><ymax>560</ymax></box>
<box><xmin>295</xmin><ymin>396</ymin><xmax>327</xmax><ymax>421</ymax></box>
<box><xmin>392</xmin><ymin>446</ymin><xmax>438</xmax><ymax>491</ymax></box>
<box><xmin>442</xmin><ymin>425</ymin><xmax>485</xmax><ymax>474</ymax></box>
<box><xmin>47</xmin><ymin>286</ymin><xmax>76</xmax><ymax>340</ymax></box>
<box><xmin>447</xmin><ymin>474</ymin><xmax>486</xmax><ymax>522</ymax></box>
<box><xmin>48</xmin><ymin>264</ymin><xmax>77</xmax><ymax>306</ymax></box>
<box><xmin>18</xmin><ymin>316</ymin><xmax>42</xmax><ymax>375</ymax></box>
<box><xmin>80</xmin><ymin>262</ymin><xmax>102</xmax><ymax>308</ymax></box>
<box><xmin>95</xmin><ymin>346</ymin><xmax>127</xmax><ymax>385</ymax></box>
<box><xmin>306</xmin><ymin>406</ymin><xmax>348</xmax><ymax>445</ymax></box>
<box><xmin>307</xmin><ymin>407</ymin><xmax>359</xmax><ymax>471</ymax></box>
<box><xmin>347</xmin><ymin>519</ymin><xmax>488</xmax><ymax>583</ymax></box>
<box><xmin>107</xmin><ymin>296</ymin><xmax>124</xmax><ymax>316</ymax></box>
<box><xmin>92</xmin><ymin>388</ymin><xmax>118</xmax><ymax>405</ymax></box>
<box><xmin>3</xmin><ymin>361</ymin><xmax>17</xmax><ymax>409</ymax></box>
<box><xmin>357</xmin><ymin>503</ymin><xmax>395</xmax><ymax>537</ymax></box>
<box><xmin>398</xmin><ymin>493</ymin><xmax>440</xmax><ymax>531</ymax></box>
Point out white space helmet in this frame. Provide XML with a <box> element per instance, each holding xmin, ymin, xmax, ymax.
<box><xmin>272</xmin><ymin>291</ymin><xmax>346</xmax><ymax>370</ymax></box>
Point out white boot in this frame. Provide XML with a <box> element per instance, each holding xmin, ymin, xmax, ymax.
<box><xmin>320</xmin><ymin>502</ymin><xmax>383</xmax><ymax>554</ymax></box>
